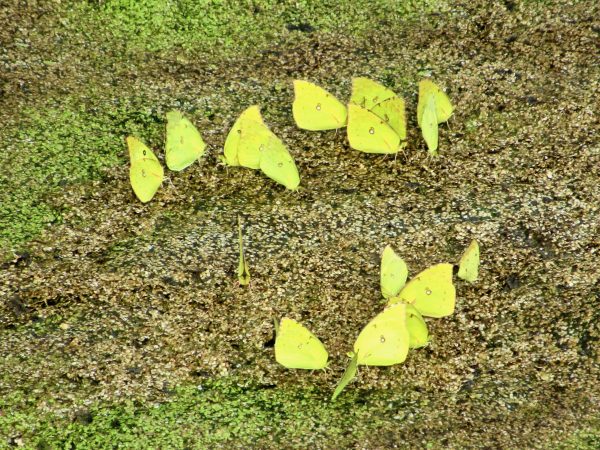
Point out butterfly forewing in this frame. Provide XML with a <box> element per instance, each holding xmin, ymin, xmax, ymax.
<box><xmin>293</xmin><ymin>80</ymin><xmax>347</xmax><ymax>131</ymax></box>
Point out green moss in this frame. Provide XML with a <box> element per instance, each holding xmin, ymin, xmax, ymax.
<box><xmin>0</xmin><ymin>97</ymin><xmax>168</xmax><ymax>255</ymax></box>
<box><xmin>556</xmin><ymin>424</ymin><xmax>600</xmax><ymax>450</ymax></box>
<box><xmin>0</xmin><ymin>379</ymin><xmax>392</xmax><ymax>448</ymax></box>
<box><xmin>77</xmin><ymin>0</ymin><xmax>441</xmax><ymax>55</ymax></box>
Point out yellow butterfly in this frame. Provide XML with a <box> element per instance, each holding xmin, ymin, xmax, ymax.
<box><xmin>292</xmin><ymin>80</ymin><xmax>347</xmax><ymax>130</ymax></box>
<box><xmin>223</xmin><ymin>106</ymin><xmax>300</xmax><ymax>190</ymax></box>
<box><xmin>458</xmin><ymin>239</ymin><xmax>480</xmax><ymax>283</ymax></box>
<box><xmin>331</xmin><ymin>353</ymin><xmax>358</xmax><ymax>401</ymax></box>
<box><xmin>274</xmin><ymin>318</ymin><xmax>328</xmax><ymax>370</ymax></box>
<box><xmin>352</xmin><ymin>303</ymin><xmax>410</xmax><ymax>366</ymax></box>
<box><xmin>380</xmin><ymin>245</ymin><xmax>408</xmax><ymax>299</ymax></box>
<box><xmin>347</xmin><ymin>78</ymin><xmax>407</xmax><ymax>154</ymax></box>
<box><xmin>417</xmin><ymin>79</ymin><xmax>453</xmax><ymax>155</ymax></box>
<box><xmin>127</xmin><ymin>136</ymin><xmax>164</xmax><ymax>203</ymax></box>
<box><xmin>165</xmin><ymin>110</ymin><xmax>206</xmax><ymax>171</ymax></box>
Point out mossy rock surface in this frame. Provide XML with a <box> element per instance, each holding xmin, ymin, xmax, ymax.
<box><xmin>1</xmin><ymin>0</ymin><xmax>599</xmax><ymax>448</ymax></box>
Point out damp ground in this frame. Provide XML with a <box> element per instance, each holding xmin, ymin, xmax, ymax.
<box><xmin>0</xmin><ymin>1</ymin><xmax>599</xmax><ymax>448</ymax></box>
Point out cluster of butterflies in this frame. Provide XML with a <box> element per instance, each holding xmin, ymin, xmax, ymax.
<box><xmin>293</xmin><ymin>77</ymin><xmax>452</xmax><ymax>156</ymax></box>
<box><xmin>273</xmin><ymin>239</ymin><xmax>480</xmax><ymax>400</ymax></box>
<box><xmin>127</xmin><ymin>77</ymin><xmax>453</xmax><ymax>203</ymax></box>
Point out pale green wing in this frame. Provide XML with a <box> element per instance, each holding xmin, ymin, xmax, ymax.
<box><xmin>165</xmin><ymin>110</ymin><xmax>206</xmax><ymax>171</ymax></box>
<box><xmin>293</xmin><ymin>80</ymin><xmax>347</xmax><ymax>130</ymax></box>
<box><xmin>347</xmin><ymin>104</ymin><xmax>400</xmax><ymax>154</ymax></box>
<box><xmin>331</xmin><ymin>353</ymin><xmax>359</xmax><ymax>401</ymax></box>
<box><xmin>259</xmin><ymin>135</ymin><xmax>300</xmax><ymax>190</ymax></box>
<box><xmin>353</xmin><ymin>303</ymin><xmax>409</xmax><ymax>366</ymax></box>
<box><xmin>389</xmin><ymin>263</ymin><xmax>455</xmax><ymax>318</ymax></box>
<box><xmin>350</xmin><ymin>77</ymin><xmax>397</xmax><ymax>110</ymax></box>
<box><xmin>370</xmin><ymin>96</ymin><xmax>407</xmax><ymax>142</ymax></box>
<box><xmin>380</xmin><ymin>245</ymin><xmax>409</xmax><ymax>299</ymax></box>
<box><xmin>237</xmin><ymin>216</ymin><xmax>250</xmax><ymax>286</ymax></box>
<box><xmin>275</xmin><ymin>318</ymin><xmax>328</xmax><ymax>370</ymax></box>
<box><xmin>420</xmin><ymin>94</ymin><xmax>438</xmax><ymax>155</ymax></box>
<box><xmin>458</xmin><ymin>239</ymin><xmax>480</xmax><ymax>282</ymax></box>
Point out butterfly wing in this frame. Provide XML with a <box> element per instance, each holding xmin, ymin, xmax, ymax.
<box><xmin>389</xmin><ymin>263</ymin><xmax>455</xmax><ymax>318</ymax></box>
<box><xmin>236</xmin><ymin>118</ymin><xmax>278</xmax><ymax>170</ymax></box>
<box><xmin>380</xmin><ymin>245</ymin><xmax>409</xmax><ymax>299</ymax></box>
<box><xmin>350</xmin><ymin>77</ymin><xmax>397</xmax><ymax>110</ymax></box>
<box><xmin>353</xmin><ymin>303</ymin><xmax>410</xmax><ymax>366</ymax></box>
<box><xmin>127</xmin><ymin>137</ymin><xmax>163</xmax><ymax>203</ymax></box>
<box><xmin>165</xmin><ymin>110</ymin><xmax>206</xmax><ymax>171</ymax></box>
<box><xmin>417</xmin><ymin>79</ymin><xmax>453</xmax><ymax>126</ymax></box>
<box><xmin>331</xmin><ymin>353</ymin><xmax>359</xmax><ymax>401</ymax></box>
<box><xmin>259</xmin><ymin>135</ymin><xmax>300</xmax><ymax>190</ymax></box>
<box><xmin>129</xmin><ymin>158</ymin><xmax>164</xmax><ymax>203</ymax></box>
<box><xmin>223</xmin><ymin>105</ymin><xmax>265</xmax><ymax>166</ymax></box>
<box><xmin>458</xmin><ymin>239</ymin><xmax>480</xmax><ymax>282</ymax></box>
<box><xmin>420</xmin><ymin>95</ymin><xmax>439</xmax><ymax>155</ymax></box>
<box><xmin>293</xmin><ymin>80</ymin><xmax>347</xmax><ymax>131</ymax></box>
<box><xmin>406</xmin><ymin>304</ymin><xmax>429</xmax><ymax>349</ymax></box>
<box><xmin>127</xmin><ymin>136</ymin><xmax>160</xmax><ymax>164</ymax></box>
<box><xmin>370</xmin><ymin>96</ymin><xmax>407</xmax><ymax>142</ymax></box>
<box><xmin>275</xmin><ymin>318</ymin><xmax>328</xmax><ymax>370</ymax></box>
<box><xmin>347</xmin><ymin>104</ymin><xmax>400</xmax><ymax>154</ymax></box>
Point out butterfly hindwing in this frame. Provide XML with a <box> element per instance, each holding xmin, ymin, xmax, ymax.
<box><xmin>293</xmin><ymin>80</ymin><xmax>347</xmax><ymax>131</ymax></box>
<box><xmin>275</xmin><ymin>318</ymin><xmax>328</xmax><ymax>370</ymax></box>
<box><xmin>165</xmin><ymin>110</ymin><xmax>206</xmax><ymax>171</ymax></box>
<box><xmin>389</xmin><ymin>263</ymin><xmax>455</xmax><ymax>318</ymax></box>
<box><xmin>259</xmin><ymin>135</ymin><xmax>300</xmax><ymax>190</ymax></box>
<box><xmin>347</xmin><ymin>104</ymin><xmax>400</xmax><ymax>154</ymax></box>
<box><xmin>353</xmin><ymin>303</ymin><xmax>410</xmax><ymax>366</ymax></box>
<box><xmin>127</xmin><ymin>137</ymin><xmax>164</xmax><ymax>203</ymax></box>
<box><xmin>420</xmin><ymin>94</ymin><xmax>439</xmax><ymax>155</ymax></box>
<box><xmin>458</xmin><ymin>239</ymin><xmax>480</xmax><ymax>283</ymax></box>
<box><xmin>370</xmin><ymin>96</ymin><xmax>407</xmax><ymax>142</ymax></box>
<box><xmin>380</xmin><ymin>245</ymin><xmax>409</xmax><ymax>299</ymax></box>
